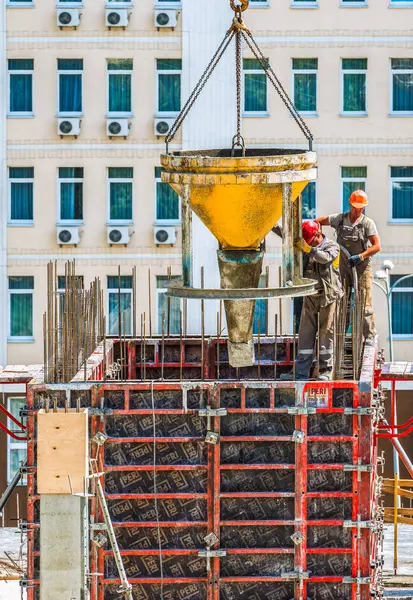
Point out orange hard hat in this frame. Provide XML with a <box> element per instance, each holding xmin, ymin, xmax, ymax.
<box><xmin>349</xmin><ymin>189</ymin><xmax>368</xmax><ymax>208</ymax></box>
<box><xmin>302</xmin><ymin>220</ymin><xmax>320</xmax><ymax>245</ymax></box>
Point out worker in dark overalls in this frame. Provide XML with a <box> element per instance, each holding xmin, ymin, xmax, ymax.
<box><xmin>274</xmin><ymin>220</ymin><xmax>342</xmax><ymax>380</ymax></box>
<box><xmin>317</xmin><ymin>190</ymin><xmax>381</xmax><ymax>346</ymax></box>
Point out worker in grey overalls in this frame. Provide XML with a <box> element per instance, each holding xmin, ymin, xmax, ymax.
<box><xmin>274</xmin><ymin>220</ymin><xmax>342</xmax><ymax>381</ymax></box>
<box><xmin>317</xmin><ymin>190</ymin><xmax>381</xmax><ymax>345</ymax></box>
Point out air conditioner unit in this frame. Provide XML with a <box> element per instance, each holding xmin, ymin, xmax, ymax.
<box><xmin>58</xmin><ymin>118</ymin><xmax>81</xmax><ymax>137</ymax></box>
<box><xmin>107</xmin><ymin>118</ymin><xmax>131</xmax><ymax>138</ymax></box>
<box><xmin>154</xmin><ymin>118</ymin><xmax>174</xmax><ymax>137</ymax></box>
<box><xmin>57</xmin><ymin>8</ymin><xmax>81</xmax><ymax>28</ymax></box>
<box><xmin>154</xmin><ymin>9</ymin><xmax>178</xmax><ymax>29</ymax></box>
<box><xmin>57</xmin><ymin>226</ymin><xmax>80</xmax><ymax>246</ymax></box>
<box><xmin>154</xmin><ymin>226</ymin><xmax>177</xmax><ymax>246</ymax></box>
<box><xmin>106</xmin><ymin>8</ymin><xmax>129</xmax><ymax>28</ymax></box>
<box><xmin>107</xmin><ymin>226</ymin><xmax>131</xmax><ymax>246</ymax></box>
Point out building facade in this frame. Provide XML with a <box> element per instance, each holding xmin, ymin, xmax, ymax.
<box><xmin>2</xmin><ymin>0</ymin><xmax>413</xmax><ymax>367</ymax></box>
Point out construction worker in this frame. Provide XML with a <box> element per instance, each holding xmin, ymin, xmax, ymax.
<box><xmin>273</xmin><ymin>220</ymin><xmax>342</xmax><ymax>381</ymax></box>
<box><xmin>316</xmin><ymin>190</ymin><xmax>381</xmax><ymax>345</ymax></box>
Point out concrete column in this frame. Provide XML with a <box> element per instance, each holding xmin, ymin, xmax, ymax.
<box><xmin>182</xmin><ymin>0</ymin><xmax>236</xmax><ymax>334</ymax></box>
<box><xmin>0</xmin><ymin>0</ymin><xmax>7</xmax><ymax>365</ymax></box>
<box><xmin>40</xmin><ymin>495</ymin><xmax>88</xmax><ymax>600</ymax></box>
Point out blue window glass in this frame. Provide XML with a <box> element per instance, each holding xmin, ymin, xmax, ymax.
<box><xmin>108</xmin><ymin>59</ymin><xmax>133</xmax><ymax>114</ymax></box>
<box><xmin>293</xmin><ymin>58</ymin><xmax>318</xmax><ymax>113</ymax></box>
<box><xmin>8</xmin><ymin>59</ymin><xmax>33</xmax><ymax>114</ymax></box>
<box><xmin>108</xmin><ymin>168</ymin><xmax>133</xmax><ymax>222</ymax></box>
<box><xmin>253</xmin><ymin>275</ymin><xmax>267</xmax><ymax>335</ymax></box>
<box><xmin>302</xmin><ymin>182</ymin><xmax>316</xmax><ymax>220</ymax></box>
<box><xmin>9</xmin><ymin>276</ymin><xmax>34</xmax><ymax>339</ymax></box>
<box><xmin>391</xmin><ymin>275</ymin><xmax>413</xmax><ymax>335</ymax></box>
<box><xmin>391</xmin><ymin>166</ymin><xmax>413</xmax><ymax>220</ymax></box>
<box><xmin>341</xmin><ymin>167</ymin><xmax>367</xmax><ymax>212</ymax></box>
<box><xmin>9</xmin><ymin>167</ymin><xmax>34</xmax><ymax>222</ymax></box>
<box><xmin>58</xmin><ymin>59</ymin><xmax>83</xmax><ymax>114</ymax></box>
<box><xmin>155</xmin><ymin>167</ymin><xmax>180</xmax><ymax>221</ymax></box>
<box><xmin>157</xmin><ymin>59</ymin><xmax>182</xmax><ymax>113</ymax></box>
<box><xmin>59</xmin><ymin>167</ymin><xmax>83</xmax><ymax>221</ymax></box>
<box><xmin>107</xmin><ymin>275</ymin><xmax>132</xmax><ymax>336</ymax></box>
<box><xmin>243</xmin><ymin>59</ymin><xmax>268</xmax><ymax>113</ymax></box>
<box><xmin>157</xmin><ymin>276</ymin><xmax>181</xmax><ymax>335</ymax></box>
<box><xmin>391</xmin><ymin>59</ymin><xmax>413</xmax><ymax>113</ymax></box>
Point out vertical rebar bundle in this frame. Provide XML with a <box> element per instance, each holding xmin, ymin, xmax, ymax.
<box><xmin>43</xmin><ymin>261</ymin><xmax>104</xmax><ymax>383</ymax></box>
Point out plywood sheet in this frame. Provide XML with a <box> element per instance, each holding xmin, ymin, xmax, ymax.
<box><xmin>37</xmin><ymin>409</ymin><xmax>88</xmax><ymax>495</ymax></box>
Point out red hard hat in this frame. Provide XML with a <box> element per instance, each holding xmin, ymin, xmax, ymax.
<box><xmin>302</xmin><ymin>220</ymin><xmax>320</xmax><ymax>244</ymax></box>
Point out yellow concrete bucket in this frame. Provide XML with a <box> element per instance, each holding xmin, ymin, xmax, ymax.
<box><xmin>160</xmin><ymin>148</ymin><xmax>317</xmax><ymax>367</ymax></box>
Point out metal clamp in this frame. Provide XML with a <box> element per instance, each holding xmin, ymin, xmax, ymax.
<box><xmin>288</xmin><ymin>407</ymin><xmax>316</xmax><ymax>415</ymax></box>
<box><xmin>89</xmin><ymin>408</ymin><xmax>114</xmax><ymax>416</ymax></box>
<box><xmin>292</xmin><ymin>430</ymin><xmax>305</xmax><ymax>444</ymax></box>
<box><xmin>344</xmin><ymin>407</ymin><xmax>374</xmax><ymax>416</ymax></box>
<box><xmin>344</xmin><ymin>464</ymin><xmax>373</xmax><ymax>473</ymax></box>
<box><xmin>199</xmin><ymin>406</ymin><xmax>227</xmax><ymax>444</ymax></box>
<box><xmin>281</xmin><ymin>571</ymin><xmax>309</xmax><ymax>580</ymax></box>
<box><xmin>343</xmin><ymin>576</ymin><xmax>372</xmax><ymax>584</ymax></box>
<box><xmin>198</xmin><ymin>549</ymin><xmax>227</xmax><ymax>571</ymax></box>
<box><xmin>343</xmin><ymin>520</ymin><xmax>376</xmax><ymax>529</ymax></box>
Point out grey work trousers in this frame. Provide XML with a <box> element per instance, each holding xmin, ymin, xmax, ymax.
<box><xmin>340</xmin><ymin>262</ymin><xmax>376</xmax><ymax>340</ymax></box>
<box><xmin>295</xmin><ymin>296</ymin><xmax>336</xmax><ymax>379</ymax></box>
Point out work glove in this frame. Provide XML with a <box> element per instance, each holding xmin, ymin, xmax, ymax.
<box><xmin>348</xmin><ymin>254</ymin><xmax>363</xmax><ymax>266</ymax></box>
<box><xmin>295</xmin><ymin>239</ymin><xmax>312</xmax><ymax>254</ymax></box>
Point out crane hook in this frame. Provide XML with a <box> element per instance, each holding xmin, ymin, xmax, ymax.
<box><xmin>230</xmin><ymin>0</ymin><xmax>249</xmax><ymax>12</ymax></box>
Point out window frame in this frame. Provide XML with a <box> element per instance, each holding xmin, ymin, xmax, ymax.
<box><xmin>301</xmin><ymin>181</ymin><xmax>317</xmax><ymax>220</ymax></box>
<box><xmin>156</xmin><ymin>277</ymin><xmax>182</xmax><ymax>335</ymax></box>
<box><xmin>340</xmin><ymin>167</ymin><xmax>367</xmax><ymax>212</ymax></box>
<box><xmin>106</xmin><ymin>60</ymin><xmax>133</xmax><ymax>118</ymax></box>
<box><xmin>389</xmin><ymin>167</ymin><xmax>413</xmax><ymax>224</ymax></box>
<box><xmin>8</xmin><ymin>277</ymin><xmax>34</xmax><ymax>342</ymax></box>
<box><xmin>391</xmin><ymin>276</ymin><xmax>413</xmax><ymax>340</ymax></box>
<box><xmin>57</xmin><ymin>61</ymin><xmax>84</xmax><ymax>117</ymax></box>
<box><xmin>155</xmin><ymin>168</ymin><xmax>181</xmax><ymax>225</ymax></box>
<box><xmin>156</xmin><ymin>60</ymin><xmax>182</xmax><ymax>117</ymax></box>
<box><xmin>57</xmin><ymin>168</ymin><xmax>84</xmax><ymax>225</ymax></box>
<box><xmin>290</xmin><ymin>0</ymin><xmax>318</xmax><ymax>7</ymax></box>
<box><xmin>340</xmin><ymin>0</ymin><xmax>368</xmax><ymax>6</ymax></box>
<box><xmin>106</xmin><ymin>281</ymin><xmax>133</xmax><ymax>336</ymax></box>
<box><xmin>249</xmin><ymin>0</ymin><xmax>270</xmax><ymax>7</ymax></box>
<box><xmin>7</xmin><ymin>0</ymin><xmax>34</xmax><ymax>7</ymax></box>
<box><xmin>389</xmin><ymin>0</ymin><xmax>413</xmax><ymax>7</ymax></box>
<box><xmin>8</xmin><ymin>167</ymin><xmax>34</xmax><ymax>226</ymax></box>
<box><xmin>390</xmin><ymin>59</ymin><xmax>413</xmax><ymax>116</ymax></box>
<box><xmin>243</xmin><ymin>60</ymin><xmax>269</xmax><ymax>116</ymax></box>
<box><xmin>8</xmin><ymin>60</ymin><xmax>34</xmax><ymax>117</ymax></box>
<box><xmin>107</xmin><ymin>168</ymin><xmax>134</xmax><ymax>225</ymax></box>
<box><xmin>7</xmin><ymin>397</ymin><xmax>27</xmax><ymax>486</ymax></box>
<box><xmin>292</xmin><ymin>59</ymin><xmax>318</xmax><ymax>116</ymax></box>
<box><xmin>340</xmin><ymin>59</ymin><xmax>368</xmax><ymax>116</ymax></box>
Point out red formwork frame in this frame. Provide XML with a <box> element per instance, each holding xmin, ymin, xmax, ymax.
<box><xmin>24</xmin><ymin>340</ymin><xmax>378</xmax><ymax>600</ymax></box>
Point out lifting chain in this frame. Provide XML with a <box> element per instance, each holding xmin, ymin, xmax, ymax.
<box><xmin>165</xmin><ymin>0</ymin><xmax>313</xmax><ymax>152</ymax></box>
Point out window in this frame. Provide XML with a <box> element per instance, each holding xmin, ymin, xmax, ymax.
<box><xmin>155</xmin><ymin>167</ymin><xmax>180</xmax><ymax>223</ymax></box>
<box><xmin>9</xmin><ymin>167</ymin><xmax>34</xmax><ymax>224</ymax></box>
<box><xmin>250</xmin><ymin>0</ymin><xmax>269</xmax><ymax>4</ymax></box>
<box><xmin>292</xmin><ymin>58</ymin><xmax>318</xmax><ymax>114</ymax></box>
<box><xmin>243</xmin><ymin>58</ymin><xmax>268</xmax><ymax>114</ymax></box>
<box><xmin>157</xmin><ymin>276</ymin><xmax>181</xmax><ymax>335</ymax></box>
<box><xmin>58</xmin><ymin>167</ymin><xmax>83</xmax><ymax>223</ymax></box>
<box><xmin>108</xmin><ymin>167</ymin><xmax>133</xmax><ymax>223</ymax></box>
<box><xmin>341</xmin><ymin>167</ymin><xmax>367</xmax><ymax>212</ymax></box>
<box><xmin>58</xmin><ymin>59</ymin><xmax>83</xmax><ymax>115</ymax></box>
<box><xmin>341</xmin><ymin>0</ymin><xmax>367</xmax><ymax>4</ymax></box>
<box><xmin>7</xmin><ymin>0</ymin><xmax>34</xmax><ymax>5</ymax></box>
<box><xmin>391</xmin><ymin>275</ymin><xmax>413</xmax><ymax>336</ymax></box>
<box><xmin>107</xmin><ymin>276</ymin><xmax>132</xmax><ymax>336</ymax></box>
<box><xmin>389</xmin><ymin>0</ymin><xmax>413</xmax><ymax>5</ymax></box>
<box><xmin>302</xmin><ymin>181</ymin><xmax>316</xmax><ymax>220</ymax></box>
<box><xmin>341</xmin><ymin>58</ymin><xmax>367</xmax><ymax>114</ymax></box>
<box><xmin>157</xmin><ymin>59</ymin><xmax>182</xmax><ymax>114</ymax></box>
<box><xmin>7</xmin><ymin>398</ymin><xmax>27</xmax><ymax>485</ymax></box>
<box><xmin>391</xmin><ymin>59</ymin><xmax>413</xmax><ymax>114</ymax></box>
<box><xmin>253</xmin><ymin>275</ymin><xmax>267</xmax><ymax>335</ymax></box>
<box><xmin>107</xmin><ymin>59</ymin><xmax>133</xmax><ymax>116</ymax></box>
<box><xmin>8</xmin><ymin>59</ymin><xmax>33</xmax><ymax>115</ymax></box>
<box><xmin>390</xmin><ymin>167</ymin><xmax>413</xmax><ymax>222</ymax></box>
<box><xmin>8</xmin><ymin>276</ymin><xmax>34</xmax><ymax>340</ymax></box>
<box><xmin>292</xmin><ymin>0</ymin><xmax>318</xmax><ymax>5</ymax></box>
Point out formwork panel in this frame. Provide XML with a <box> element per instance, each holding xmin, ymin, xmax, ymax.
<box><xmin>25</xmin><ymin>338</ymin><xmax>380</xmax><ymax>600</ymax></box>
